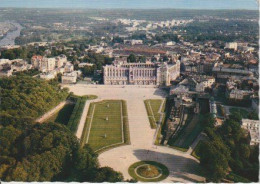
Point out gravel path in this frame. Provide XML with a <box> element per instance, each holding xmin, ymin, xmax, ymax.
<box><xmin>75</xmin><ymin>99</ymin><xmax>99</xmax><ymax>139</ymax></box>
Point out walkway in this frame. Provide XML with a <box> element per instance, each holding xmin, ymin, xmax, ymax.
<box><xmin>75</xmin><ymin>99</ymin><xmax>99</xmax><ymax>139</ymax></box>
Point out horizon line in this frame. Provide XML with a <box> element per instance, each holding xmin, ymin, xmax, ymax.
<box><xmin>0</xmin><ymin>7</ymin><xmax>258</xmax><ymax>11</ymax></box>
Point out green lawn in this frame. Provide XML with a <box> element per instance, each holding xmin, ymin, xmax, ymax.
<box><xmin>144</xmin><ymin>99</ymin><xmax>165</xmax><ymax>129</ymax></box>
<box><xmin>229</xmin><ymin>108</ymin><xmax>249</xmax><ymax>118</ymax></box>
<box><xmin>168</xmin><ymin>114</ymin><xmax>203</xmax><ymax>149</ymax></box>
<box><xmin>45</xmin><ymin>103</ymin><xmax>75</xmax><ymax>125</ymax></box>
<box><xmin>81</xmin><ymin>100</ymin><xmax>129</xmax><ymax>152</ymax></box>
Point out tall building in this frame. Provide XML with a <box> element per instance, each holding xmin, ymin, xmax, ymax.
<box><xmin>55</xmin><ymin>54</ymin><xmax>67</xmax><ymax>68</ymax></box>
<box><xmin>103</xmin><ymin>61</ymin><xmax>180</xmax><ymax>86</ymax></box>
<box><xmin>31</xmin><ymin>55</ymin><xmax>43</xmax><ymax>69</ymax></box>
<box><xmin>225</xmin><ymin>42</ymin><xmax>238</xmax><ymax>50</ymax></box>
<box><xmin>31</xmin><ymin>56</ymin><xmax>55</xmax><ymax>72</ymax></box>
<box><xmin>31</xmin><ymin>55</ymin><xmax>67</xmax><ymax>72</ymax></box>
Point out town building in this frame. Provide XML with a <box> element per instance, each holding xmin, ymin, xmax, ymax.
<box><xmin>241</xmin><ymin>119</ymin><xmax>259</xmax><ymax>145</ymax></box>
<box><xmin>55</xmin><ymin>54</ymin><xmax>67</xmax><ymax>68</ymax></box>
<box><xmin>226</xmin><ymin>89</ymin><xmax>253</xmax><ymax>100</ymax></box>
<box><xmin>64</xmin><ymin>62</ymin><xmax>74</xmax><ymax>73</ymax></box>
<box><xmin>178</xmin><ymin>75</ymin><xmax>215</xmax><ymax>92</ymax></box>
<box><xmin>103</xmin><ymin>61</ymin><xmax>180</xmax><ymax>86</ymax></box>
<box><xmin>39</xmin><ymin>70</ymin><xmax>57</xmax><ymax>80</ymax></box>
<box><xmin>0</xmin><ymin>59</ymin><xmax>32</xmax><ymax>77</ymax></box>
<box><xmin>78</xmin><ymin>63</ymin><xmax>94</xmax><ymax>68</ymax></box>
<box><xmin>61</xmin><ymin>71</ymin><xmax>77</xmax><ymax>84</ymax></box>
<box><xmin>123</xmin><ymin>40</ymin><xmax>143</xmax><ymax>45</ymax></box>
<box><xmin>212</xmin><ymin>63</ymin><xmax>254</xmax><ymax>82</ymax></box>
<box><xmin>225</xmin><ymin>42</ymin><xmax>238</xmax><ymax>50</ymax></box>
<box><xmin>31</xmin><ymin>55</ymin><xmax>67</xmax><ymax>72</ymax></box>
<box><xmin>31</xmin><ymin>56</ymin><xmax>56</xmax><ymax>72</ymax></box>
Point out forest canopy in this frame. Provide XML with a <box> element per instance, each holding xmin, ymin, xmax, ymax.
<box><xmin>0</xmin><ymin>76</ymin><xmax>123</xmax><ymax>182</ymax></box>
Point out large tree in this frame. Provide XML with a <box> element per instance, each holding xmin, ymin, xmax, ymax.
<box><xmin>127</xmin><ymin>54</ymin><xmax>137</xmax><ymax>63</ymax></box>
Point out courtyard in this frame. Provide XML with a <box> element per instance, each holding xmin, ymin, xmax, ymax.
<box><xmin>64</xmin><ymin>84</ymin><xmax>205</xmax><ymax>182</ymax></box>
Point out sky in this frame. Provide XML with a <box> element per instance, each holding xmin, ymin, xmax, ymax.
<box><xmin>0</xmin><ymin>0</ymin><xmax>258</xmax><ymax>10</ymax></box>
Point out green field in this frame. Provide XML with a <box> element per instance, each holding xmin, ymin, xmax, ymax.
<box><xmin>45</xmin><ymin>103</ymin><xmax>75</xmax><ymax>125</ymax></box>
<box><xmin>168</xmin><ymin>113</ymin><xmax>203</xmax><ymax>150</ymax></box>
<box><xmin>144</xmin><ymin>99</ymin><xmax>165</xmax><ymax>129</ymax></box>
<box><xmin>81</xmin><ymin>100</ymin><xmax>129</xmax><ymax>152</ymax></box>
<box><xmin>229</xmin><ymin>108</ymin><xmax>249</xmax><ymax>118</ymax></box>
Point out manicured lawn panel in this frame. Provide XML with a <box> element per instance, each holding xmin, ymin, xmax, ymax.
<box><xmin>88</xmin><ymin>101</ymin><xmax>122</xmax><ymax>151</ymax></box>
<box><xmin>150</xmin><ymin>100</ymin><xmax>164</xmax><ymax>121</ymax></box>
<box><xmin>144</xmin><ymin>100</ymin><xmax>156</xmax><ymax>128</ymax></box>
<box><xmin>80</xmin><ymin>100</ymin><xmax>130</xmax><ymax>152</ymax></box>
<box><xmin>179</xmin><ymin>121</ymin><xmax>203</xmax><ymax>149</ymax></box>
<box><xmin>144</xmin><ymin>99</ymin><xmax>164</xmax><ymax>129</ymax></box>
<box><xmin>169</xmin><ymin>113</ymin><xmax>202</xmax><ymax>150</ymax></box>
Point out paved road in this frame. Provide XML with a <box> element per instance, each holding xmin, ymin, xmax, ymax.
<box><xmin>64</xmin><ymin>84</ymin><xmax>205</xmax><ymax>182</ymax></box>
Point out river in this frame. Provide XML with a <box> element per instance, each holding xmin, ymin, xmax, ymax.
<box><xmin>0</xmin><ymin>22</ymin><xmax>22</xmax><ymax>47</ymax></box>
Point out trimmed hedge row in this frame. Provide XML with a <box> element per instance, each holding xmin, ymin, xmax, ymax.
<box><xmin>67</xmin><ymin>96</ymin><xmax>87</xmax><ymax>133</ymax></box>
<box><xmin>168</xmin><ymin>145</ymin><xmax>188</xmax><ymax>152</ymax></box>
<box><xmin>122</xmin><ymin>100</ymin><xmax>130</xmax><ymax>145</ymax></box>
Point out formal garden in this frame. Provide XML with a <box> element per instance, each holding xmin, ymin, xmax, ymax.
<box><xmin>80</xmin><ymin>100</ymin><xmax>130</xmax><ymax>152</ymax></box>
<box><xmin>128</xmin><ymin>161</ymin><xmax>169</xmax><ymax>182</ymax></box>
